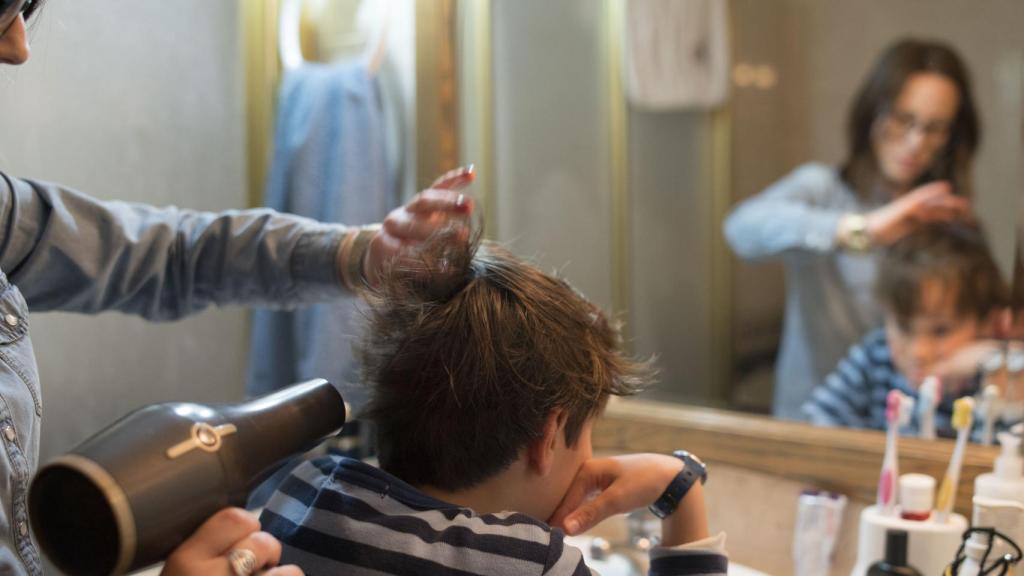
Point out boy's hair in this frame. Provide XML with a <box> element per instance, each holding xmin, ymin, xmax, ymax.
<box><xmin>360</xmin><ymin>233</ymin><xmax>650</xmax><ymax>491</ymax></box>
<box><xmin>877</xmin><ymin>221</ymin><xmax>1008</xmax><ymax>325</ymax></box>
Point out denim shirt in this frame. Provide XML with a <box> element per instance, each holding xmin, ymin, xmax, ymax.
<box><xmin>0</xmin><ymin>172</ymin><xmax>350</xmax><ymax>575</ymax></box>
<box><xmin>723</xmin><ymin>163</ymin><xmax>885</xmax><ymax>420</ymax></box>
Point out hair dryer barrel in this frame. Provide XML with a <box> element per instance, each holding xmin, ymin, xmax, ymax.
<box><xmin>29</xmin><ymin>378</ymin><xmax>346</xmax><ymax>576</ymax></box>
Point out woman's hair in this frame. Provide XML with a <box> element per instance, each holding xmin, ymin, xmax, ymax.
<box><xmin>359</xmin><ymin>231</ymin><xmax>650</xmax><ymax>492</ymax></box>
<box><xmin>841</xmin><ymin>39</ymin><xmax>980</xmax><ymax>199</ymax></box>
<box><xmin>23</xmin><ymin>0</ymin><xmax>44</xmax><ymax>22</ymax></box>
<box><xmin>877</xmin><ymin>221</ymin><xmax>1008</xmax><ymax>326</ymax></box>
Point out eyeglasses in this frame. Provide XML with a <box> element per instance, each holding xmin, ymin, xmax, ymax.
<box><xmin>1</xmin><ymin>0</ymin><xmax>39</xmax><ymax>39</ymax></box>
<box><xmin>878</xmin><ymin>108</ymin><xmax>953</xmax><ymax>149</ymax></box>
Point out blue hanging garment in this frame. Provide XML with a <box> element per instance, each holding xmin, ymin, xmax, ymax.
<box><xmin>247</xmin><ymin>59</ymin><xmax>396</xmax><ymax>409</ymax></box>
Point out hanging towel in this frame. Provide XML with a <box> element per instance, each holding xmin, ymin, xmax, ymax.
<box><xmin>247</xmin><ymin>59</ymin><xmax>397</xmax><ymax>409</ymax></box>
<box><xmin>623</xmin><ymin>0</ymin><xmax>730</xmax><ymax>110</ymax></box>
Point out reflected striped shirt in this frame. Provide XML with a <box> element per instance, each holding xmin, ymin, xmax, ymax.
<box><xmin>801</xmin><ymin>328</ymin><xmax>995</xmax><ymax>438</ymax></box>
<box><xmin>261</xmin><ymin>456</ymin><xmax>728</xmax><ymax>576</ymax></box>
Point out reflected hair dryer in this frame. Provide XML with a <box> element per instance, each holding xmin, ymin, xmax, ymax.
<box><xmin>29</xmin><ymin>378</ymin><xmax>347</xmax><ymax>576</ymax></box>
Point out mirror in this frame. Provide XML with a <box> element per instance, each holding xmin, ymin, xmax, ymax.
<box><xmin>455</xmin><ymin>0</ymin><xmax>1024</xmax><ymax>438</ymax></box>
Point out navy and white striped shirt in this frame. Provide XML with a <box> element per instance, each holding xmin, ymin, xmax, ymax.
<box><xmin>261</xmin><ymin>456</ymin><xmax>728</xmax><ymax>576</ymax></box>
<box><xmin>801</xmin><ymin>328</ymin><xmax>1000</xmax><ymax>438</ymax></box>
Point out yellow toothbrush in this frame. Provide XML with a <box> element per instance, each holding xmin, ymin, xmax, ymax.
<box><xmin>936</xmin><ymin>396</ymin><xmax>974</xmax><ymax>523</ymax></box>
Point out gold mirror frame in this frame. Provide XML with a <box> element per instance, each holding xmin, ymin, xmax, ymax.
<box><xmin>242</xmin><ymin>0</ymin><xmax>462</xmax><ymax>208</ymax></box>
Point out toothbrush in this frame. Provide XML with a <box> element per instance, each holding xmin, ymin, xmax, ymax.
<box><xmin>979</xmin><ymin>384</ymin><xmax>1000</xmax><ymax>446</ymax></box>
<box><xmin>918</xmin><ymin>376</ymin><xmax>941</xmax><ymax>440</ymax></box>
<box><xmin>877</xmin><ymin>390</ymin><xmax>913</xmax><ymax>515</ymax></box>
<box><xmin>936</xmin><ymin>396</ymin><xmax>975</xmax><ymax>523</ymax></box>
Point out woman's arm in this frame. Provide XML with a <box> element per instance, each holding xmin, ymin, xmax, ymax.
<box><xmin>723</xmin><ymin>164</ymin><xmax>847</xmax><ymax>261</ymax></box>
<box><xmin>0</xmin><ymin>174</ymin><xmax>348</xmax><ymax>320</ymax></box>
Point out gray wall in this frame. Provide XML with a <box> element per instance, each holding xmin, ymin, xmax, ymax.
<box><xmin>491</xmin><ymin>0</ymin><xmax>614</xmax><ymax>311</ymax></box>
<box><xmin>488</xmin><ymin>1</ymin><xmax>719</xmax><ymax>404</ymax></box>
<box><xmin>0</xmin><ymin>1</ymin><xmax>249</xmax><ymax>460</ymax></box>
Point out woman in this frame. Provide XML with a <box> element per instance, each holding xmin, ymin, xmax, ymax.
<box><xmin>724</xmin><ymin>39</ymin><xmax>979</xmax><ymax>420</ymax></box>
<box><xmin>0</xmin><ymin>2</ymin><xmax>472</xmax><ymax>575</ymax></box>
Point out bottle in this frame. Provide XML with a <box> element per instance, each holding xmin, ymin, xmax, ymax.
<box><xmin>899</xmin><ymin>474</ymin><xmax>934</xmax><ymax>522</ymax></box>
<box><xmin>972</xmin><ymin>431</ymin><xmax>1024</xmax><ymax>576</ymax></box>
<box><xmin>867</xmin><ymin>530</ymin><xmax>923</xmax><ymax>576</ymax></box>
<box><xmin>954</xmin><ymin>531</ymin><xmax>995</xmax><ymax>576</ymax></box>
<box><xmin>29</xmin><ymin>379</ymin><xmax>347</xmax><ymax>576</ymax></box>
<box><xmin>975</xmin><ymin>431</ymin><xmax>1024</xmax><ymax>504</ymax></box>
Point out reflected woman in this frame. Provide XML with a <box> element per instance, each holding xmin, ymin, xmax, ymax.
<box><xmin>724</xmin><ymin>39</ymin><xmax>979</xmax><ymax>420</ymax></box>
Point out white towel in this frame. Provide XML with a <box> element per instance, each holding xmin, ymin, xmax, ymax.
<box><xmin>624</xmin><ymin>0</ymin><xmax>730</xmax><ymax>110</ymax></box>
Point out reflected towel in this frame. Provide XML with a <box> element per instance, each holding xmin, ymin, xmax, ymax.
<box><xmin>624</xmin><ymin>0</ymin><xmax>730</xmax><ymax>110</ymax></box>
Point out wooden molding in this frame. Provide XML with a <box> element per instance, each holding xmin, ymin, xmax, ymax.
<box><xmin>416</xmin><ymin>0</ymin><xmax>460</xmax><ymax>188</ymax></box>
<box><xmin>241</xmin><ymin>0</ymin><xmax>281</xmax><ymax>209</ymax></box>
<box><xmin>594</xmin><ymin>398</ymin><xmax>999</xmax><ymax>515</ymax></box>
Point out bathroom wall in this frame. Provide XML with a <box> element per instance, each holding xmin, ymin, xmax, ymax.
<box><xmin>0</xmin><ymin>1</ymin><xmax>249</xmax><ymax>460</ymax></box>
<box><xmin>490</xmin><ymin>0</ymin><xmax>615</xmax><ymax>311</ymax></box>
<box><xmin>488</xmin><ymin>1</ymin><xmax>720</xmax><ymax>404</ymax></box>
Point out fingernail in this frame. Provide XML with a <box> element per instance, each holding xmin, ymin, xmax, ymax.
<box><xmin>455</xmin><ymin>193</ymin><xmax>465</xmax><ymax>208</ymax></box>
<box><xmin>566</xmin><ymin>520</ymin><xmax>579</xmax><ymax>534</ymax></box>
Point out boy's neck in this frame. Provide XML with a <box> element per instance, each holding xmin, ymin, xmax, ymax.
<box><xmin>415</xmin><ymin>461</ymin><xmax>545</xmax><ymax>520</ymax></box>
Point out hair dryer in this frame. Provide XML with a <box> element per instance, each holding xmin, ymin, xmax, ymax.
<box><xmin>29</xmin><ymin>378</ymin><xmax>346</xmax><ymax>575</ymax></box>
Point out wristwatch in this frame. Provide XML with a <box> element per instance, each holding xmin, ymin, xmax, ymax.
<box><xmin>838</xmin><ymin>213</ymin><xmax>871</xmax><ymax>252</ymax></box>
<box><xmin>648</xmin><ymin>450</ymin><xmax>708</xmax><ymax>519</ymax></box>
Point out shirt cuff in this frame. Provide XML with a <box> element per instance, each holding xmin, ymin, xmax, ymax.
<box><xmin>803</xmin><ymin>211</ymin><xmax>844</xmax><ymax>253</ymax></box>
<box><xmin>290</xmin><ymin>224</ymin><xmax>349</xmax><ymax>298</ymax></box>
<box><xmin>649</xmin><ymin>532</ymin><xmax>729</xmax><ymax>575</ymax></box>
<box><xmin>652</xmin><ymin>531</ymin><xmax>728</xmax><ymax>556</ymax></box>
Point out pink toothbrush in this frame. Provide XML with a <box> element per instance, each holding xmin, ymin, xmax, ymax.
<box><xmin>878</xmin><ymin>390</ymin><xmax>913</xmax><ymax>515</ymax></box>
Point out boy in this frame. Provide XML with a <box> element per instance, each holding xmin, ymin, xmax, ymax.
<box><xmin>261</xmin><ymin>236</ymin><xmax>727</xmax><ymax>575</ymax></box>
<box><xmin>802</xmin><ymin>221</ymin><xmax>1010</xmax><ymax>434</ymax></box>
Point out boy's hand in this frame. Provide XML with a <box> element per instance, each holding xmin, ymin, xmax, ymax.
<box><xmin>926</xmin><ymin>339</ymin><xmax>1003</xmax><ymax>393</ymax></box>
<box><xmin>548</xmin><ymin>454</ymin><xmax>709</xmax><ymax>545</ymax></box>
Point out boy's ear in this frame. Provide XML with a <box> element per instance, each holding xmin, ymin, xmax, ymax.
<box><xmin>527</xmin><ymin>410</ymin><xmax>569</xmax><ymax>477</ymax></box>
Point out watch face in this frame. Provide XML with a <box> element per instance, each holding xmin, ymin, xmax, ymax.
<box><xmin>674</xmin><ymin>450</ymin><xmax>708</xmax><ymax>484</ymax></box>
<box><xmin>683</xmin><ymin>450</ymin><xmax>705</xmax><ymax>468</ymax></box>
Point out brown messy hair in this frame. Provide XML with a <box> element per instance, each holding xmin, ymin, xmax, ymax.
<box><xmin>877</xmin><ymin>222</ymin><xmax>1007</xmax><ymax>326</ymax></box>
<box><xmin>359</xmin><ymin>232</ymin><xmax>650</xmax><ymax>491</ymax></box>
<box><xmin>841</xmin><ymin>39</ymin><xmax>980</xmax><ymax>199</ymax></box>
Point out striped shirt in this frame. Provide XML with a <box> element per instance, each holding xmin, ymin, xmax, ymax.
<box><xmin>261</xmin><ymin>456</ymin><xmax>728</xmax><ymax>576</ymax></box>
<box><xmin>801</xmin><ymin>328</ymin><xmax>1000</xmax><ymax>438</ymax></box>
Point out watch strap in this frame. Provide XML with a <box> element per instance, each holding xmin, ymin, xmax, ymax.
<box><xmin>648</xmin><ymin>450</ymin><xmax>707</xmax><ymax>519</ymax></box>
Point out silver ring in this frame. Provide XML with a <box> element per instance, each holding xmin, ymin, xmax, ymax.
<box><xmin>227</xmin><ymin>548</ymin><xmax>259</xmax><ymax>576</ymax></box>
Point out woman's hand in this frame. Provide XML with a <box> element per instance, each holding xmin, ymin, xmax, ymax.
<box><xmin>548</xmin><ymin>454</ymin><xmax>709</xmax><ymax>546</ymax></box>
<box><xmin>364</xmin><ymin>167</ymin><xmax>475</xmax><ymax>287</ymax></box>
<box><xmin>864</xmin><ymin>181</ymin><xmax>971</xmax><ymax>247</ymax></box>
<box><xmin>161</xmin><ymin>508</ymin><xmax>302</xmax><ymax>576</ymax></box>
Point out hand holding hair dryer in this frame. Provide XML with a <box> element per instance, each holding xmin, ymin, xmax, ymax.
<box><xmin>28</xmin><ymin>379</ymin><xmax>347</xmax><ymax>576</ymax></box>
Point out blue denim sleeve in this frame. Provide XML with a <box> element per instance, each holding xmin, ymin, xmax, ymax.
<box><xmin>0</xmin><ymin>174</ymin><xmax>349</xmax><ymax>320</ymax></box>
<box><xmin>722</xmin><ymin>163</ymin><xmax>849</xmax><ymax>261</ymax></box>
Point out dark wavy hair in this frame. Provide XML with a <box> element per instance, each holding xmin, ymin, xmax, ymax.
<box><xmin>359</xmin><ymin>231</ymin><xmax>651</xmax><ymax>491</ymax></box>
<box><xmin>841</xmin><ymin>39</ymin><xmax>980</xmax><ymax>199</ymax></box>
<box><xmin>877</xmin><ymin>222</ymin><xmax>1008</xmax><ymax>326</ymax></box>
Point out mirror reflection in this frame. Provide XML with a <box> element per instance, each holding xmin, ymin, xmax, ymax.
<box><xmin>460</xmin><ymin>1</ymin><xmax>1024</xmax><ymax>443</ymax></box>
<box><xmin>726</xmin><ymin>39</ymin><xmax>1017</xmax><ymax>440</ymax></box>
